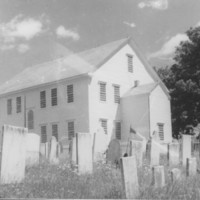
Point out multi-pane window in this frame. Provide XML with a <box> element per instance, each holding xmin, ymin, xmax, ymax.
<box><xmin>52</xmin><ymin>124</ymin><xmax>58</xmax><ymax>141</ymax></box>
<box><xmin>67</xmin><ymin>85</ymin><xmax>74</xmax><ymax>103</ymax></box>
<box><xmin>127</xmin><ymin>54</ymin><xmax>133</xmax><ymax>73</ymax></box>
<box><xmin>100</xmin><ymin>119</ymin><xmax>108</xmax><ymax>134</ymax></box>
<box><xmin>40</xmin><ymin>91</ymin><xmax>46</xmax><ymax>108</ymax></box>
<box><xmin>7</xmin><ymin>99</ymin><xmax>12</xmax><ymax>115</ymax></box>
<box><xmin>41</xmin><ymin>125</ymin><xmax>47</xmax><ymax>143</ymax></box>
<box><xmin>16</xmin><ymin>97</ymin><xmax>21</xmax><ymax>113</ymax></box>
<box><xmin>114</xmin><ymin>85</ymin><xmax>120</xmax><ymax>104</ymax></box>
<box><xmin>115</xmin><ymin>121</ymin><xmax>121</xmax><ymax>140</ymax></box>
<box><xmin>158</xmin><ymin>123</ymin><xmax>164</xmax><ymax>141</ymax></box>
<box><xmin>68</xmin><ymin>121</ymin><xmax>75</xmax><ymax>140</ymax></box>
<box><xmin>99</xmin><ymin>82</ymin><xmax>106</xmax><ymax>101</ymax></box>
<box><xmin>51</xmin><ymin>88</ymin><xmax>57</xmax><ymax>106</ymax></box>
<box><xmin>28</xmin><ymin>110</ymin><xmax>34</xmax><ymax>130</ymax></box>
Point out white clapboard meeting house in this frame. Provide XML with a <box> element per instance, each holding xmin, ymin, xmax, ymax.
<box><xmin>0</xmin><ymin>38</ymin><xmax>172</xmax><ymax>145</ymax></box>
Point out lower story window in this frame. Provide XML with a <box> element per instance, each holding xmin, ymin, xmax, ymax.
<box><xmin>100</xmin><ymin>119</ymin><xmax>108</xmax><ymax>134</ymax></box>
<box><xmin>68</xmin><ymin>121</ymin><xmax>75</xmax><ymax>140</ymax></box>
<box><xmin>115</xmin><ymin>121</ymin><xmax>121</xmax><ymax>140</ymax></box>
<box><xmin>158</xmin><ymin>123</ymin><xmax>164</xmax><ymax>141</ymax></box>
<box><xmin>41</xmin><ymin>125</ymin><xmax>47</xmax><ymax>143</ymax></box>
<box><xmin>52</xmin><ymin>124</ymin><xmax>58</xmax><ymax>141</ymax></box>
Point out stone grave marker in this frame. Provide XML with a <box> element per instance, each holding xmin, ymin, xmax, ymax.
<box><xmin>171</xmin><ymin>168</ymin><xmax>181</xmax><ymax>182</ymax></box>
<box><xmin>182</xmin><ymin>134</ymin><xmax>191</xmax><ymax>166</ymax></box>
<box><xmin>93</xmin><ymin>126</ymin><xmax>108</xmax><ymax>162</ymax></box>
<box><xmin>106</xmin><ymin>139</ymin><xmax>121</xmax><ymax>166</ymax></box>
<box><xmin>152</xmin><ymin>165</ymin><xmax>165</xmax><ymax>188</ymax></box>
<box><xmin>76</xmin><ymin>132</ymin><xmax>93</xmax><ymax>174</ymax></box>
<box><xmin>70</xmin><ymin>136</ymin><xmax>77</xmax><ymax>166</ymax></box>
<box><xmin>0</xmin><ymin>125</ymin><xmax>27</xmax><ymax>184</ymax></box>
<box><xmin>120</xmin><ymin>155</ymin><xmax>139</xmax><ymax>199</ymax></box>
<box><xmin>129</xmin><ymin>140</ymin><xmax>143</xmax><ymax>167</ymax></box>
<box><xmin>59</xmin><ymin>137</ymin><xmax>70</xmax><ymax>162</ymax></box>
<box><xmin>49</xmin><ymin>136</ymin><xmax>59</xmax><ymax>165</ymax></box>
<box><xmin>186</xmin><ymin>157</ymin><xmax>197</xmax><ymax>176</ymax></box>
<box><xmin>26</xmin><ymin>133</ymin><xmax>40</xmax><ymax>166</ymax></box>
<box><xmin>168</xmin><ymin>143</ymin><xmax>180</xmax><ymax>166</ymax></box>
<box><xmin>40</xmin><ymin>142</ymin><xmax>49</xmax><ymax>159</ymax></box>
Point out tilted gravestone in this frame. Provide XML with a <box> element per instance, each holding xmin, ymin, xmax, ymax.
<box><xmin>129</xmin><ymin>140</ymin><xmax>143</xmax><ymax>167</ymax></box>
<box><xmin>182</xmin><ymin>134</ymin><xmax>191</xmax><ymax>166</ymax></box>
<box><xmin>0</xmin><ymin>125</ymin><xmax>27</xmax><ymax>184</ymax></box>
<box><xmin>186</xmin><ymin>157</ymin><xmax>197</xmax><ymax>176</ymax></box>
<box><xmin>152</xmin><ymin>165</ymin><xmax>165</xmax><ymax>188</ymax></box>
<box><xmin>26</xmin><ymin>133</ymin><xmax>40</xmax><ymax>166</ymax></box>
<box><xmin>76</xmin><ymin>132</ymin><xmax>93</xmax><ymax>174</ymax></box>
<box><xmin>168</xmin><ymin>142</ymin><xmax>180</xmax><ymax>166</ymax></box>
<box><xmin>49</xmin><ymin>136</ymin><xmax>59</xmax><ymax>165</ymax></box>
<box><xmin>106</xmin><ymin>139</ymin><xmax>121</xmax><ymax>166</ymax></box>
<box><xmin>120</xmin><ymin>155</ymin><xmax>139</xmax><ymax>199</ymax></box>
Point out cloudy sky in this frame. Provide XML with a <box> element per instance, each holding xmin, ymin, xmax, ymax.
<box><xmin>0</xmin><ymin>0</ymin><xmax>200</xmax><ymax>84</ymax></box>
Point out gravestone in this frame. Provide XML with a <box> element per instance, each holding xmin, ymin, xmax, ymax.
<box><xmin>168</xmin><ymin>143</ymin><xmax>180</xmax><ymax>166</ymax></box>
<box><xmin>26</xmin><ymin>133</ymin><xmax>40</xmax><ymax>166</ymax></box>
<box><xmin>186</xmin><ymin>157</ymin><xmax>197</xmax><ymax>176</ymax></box>
<box><xmin>120</xmin><ymin>141</ymin><xmax>129</xmax><ymax>157</ymax></box>
<box><xmin>0</xmin><ymin>125</ymin><xmax>27</xmax><ymax>184</ymax></box>
<box><xmin>40</xmin><ymin>142</ymin><xmax>49</xmax><ymax>159</ymax></box>
<box><xmin>59</xmin><ymin>137</ymin><xmax>70</xmax><ymax>162</ymax></box>
<box><xmin>182</xmin><ymin>134</ymin><xmax>191</xmax><ymax>166</ymax></box>
<box><xmin>76</xmin><ymin>132</ymin><xmax>93</xmax><ymax>174</ymax></box>
<box><xmin>106</xmin><ymin>139</ymin><xmax>121</xmax><ymax>166</ymax></box>
<box><xmin>146</xmin><ymin>139</ymin><xmax>160</xmax><ymax>166</ymax></box>
<box><xmin>93</xmin><ymin>127</ymin><xmax>108</xmax><ymax>162</ymax></box>
<box><xmin>152</xmin><ymin>165</ymin><xmax>165</xmax><ymax>188</ymax></box>
<box><xmin>71</xmin><ymin>137</ymin><xmax>77</xmax><ymax>166</ymax></box>
<box><xmin>120</xmin><ymin>155</ymin><xmax>139</xmax><ymax>199</ymax></box>
<box><xmin>129</xmin><ymin>140</ymin><xmax>143</xmax><ymax>167</ymax></box>
<box><xmin>49</xmin><ymin>136</ymin><xmax>59</xmax><ymax>165</ymax></box>
<box><xmin>171</xmin><ymin>168</ymin><xmax>181</xmax><ymax>182</ymax></box>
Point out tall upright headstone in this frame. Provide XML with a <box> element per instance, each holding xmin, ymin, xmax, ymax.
<box><xmin>70</xmin><ymin>136</ymin><xmax>77</xmax><ymax>166</ymax></box>
<box><xmin>186</xmin><ymin>157</ymin><xmax>197</xmax><ymax>176</ymax></box>
<box><xmin>49</xmin><ymin>136</ymin><xmax>59</xmax><ymax>165</ymax></box>
<box><xmin>129</xmin><ymin>140</ymin><xmax>143</xmax><ymax>167</ymax></box>
<box><xmin>26</xmin><ymin>133</ymin><xmax>40</xmax><ymax>166</ymax></box>
<box><xmin>120</xmin><ymin>156</ymin><xmax>139</xmax><ymax>199</ymax></box>
<box><xmin>182</xmin><ymin>134</ymin><xmax>191</xmax><ymax>166</ymax></box>
<box><xmin>0</xmin><ymin>125</ymin><xmax>27</xmax><ymax>184</ymax></box>
<box><xmin>171</xmin><ymin>168</ymin><xmax>181</xmax><ymax>182</ymax></box>
<box><xmin>76</xmin><ymin>132</ymin><xmax>93</xmax><ymax>174</ymax></box>
<box><xmin>152</xmin><ymin>165</ymin><xmax>165</xmax><ymax>188</ymax></box>
<box><xmin>168</xmin><ymin>143</ymin><xmax>180</xmax><ymax>166</ymax></box>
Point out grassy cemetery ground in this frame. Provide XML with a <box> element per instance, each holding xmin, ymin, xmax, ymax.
<box><xmin>1</xmin><ymin>154</ymin><xmax>200</xmax><ymax>199</ymax></box>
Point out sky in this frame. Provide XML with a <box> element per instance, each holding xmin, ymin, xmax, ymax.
<box><xmin>0</xmin><ymin>0</ymin><xmax>200</xmax><ymax>84</ymax></box>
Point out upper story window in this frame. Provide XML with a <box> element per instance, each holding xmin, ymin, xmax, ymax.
<box><xmin>158</xmin><ymin>123</ymin><xmax>164</xmax><ymax>141</ymax></box>
<box><xmin>115</xmin><ymin>121</ymin><xmax>121</xmax><ymax>140</ymax></box>
<box><xmin>67</xmin><ymin>84</ymin><xmax>74</xmax><ymax>103</ymax></box>
<box><xmin>52</xmin><ymin>124</ymin><xmax>58</xmax><ymax>141</ymax></box>
<box><xmin>113</xmin><ymin>85</ymin><xmax>120</xmax><ymax>104</ymax></box>
<box><xmin>68</xmin><ymin>121</ymin><xmax>75</xmax><ymax>140</ymax></box>
<box><xmin>51</xmin><ymin>88</ymin><xmax>57</xmax><ymax>106</ymax></box>
<box><xmin>16</xmin><ymin>97</ymin><xmax>21</xmax><ymax>113</ymax></box>
<box><xmin>7</xmin><ymin>99</ymin><xmax>12</xmax><ymax>115</ymax></box>
<box><xmin>40</xmin><ymin>91</ymin><xmax>46</xmax><ymax>108</ymax></box>
<box><xmin>127</xmin><ymin>54</ymin><xmax>133</xmax><ymax>73</ymax></box>
<box><xmin>41</xmin><ymin>125</ymin><xmax>47</xmax><ymax>143</ymax></box>
<box><xmin>99</xmin><ymin>82</ymin><xmax>106</xmax><ymax>102</ymax></box>
<box><xmin>28</xmin><ymin>110</ymin><xmax>34</xmax><ymax>130</ymax></box>
<box><xmin>100</xmin><ymin>119</ymin><xmax>108</xmax><ymax>134</ymax></box>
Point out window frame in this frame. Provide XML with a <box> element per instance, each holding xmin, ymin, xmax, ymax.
<box><xmin>99</xmin><ymin>82</ymin><xmax>107</xmax><ymax>102</ymax></box>
<box><xmin>100</xmin><ymin>118</ymin><xmax>108</xmax><ymax>134</ymax></box>
<box><xmin>40</xmin><ymin>90</ymin><xmax>46</xmax><ymax>108</ymax></box>
<box><xmin>51</xmin><ymin>88</ymin><xmax>57</xmax><ymax>106</ymax></box>
<box><xmin>113</xmin><ymin>84</ymin><xmax>120</xmax><ymax>104</ymax></box>
<box><xmin>16</xmin><ymin>96</ymin><xmax>21</xmax><ymax>113</ymax></box>
<box><xmin>40</xmin><ymin>124</ymin><xmax>47</xmax><ymax>143</ymax></box>
<box><xmin>68</xmin><ymin>120</ymin><xmax>75</xmax><ymax>140</ymax></box>
<box><xmin>67</xmin><ymin>84</ymin><xmax>74</xmax><ymax>103</ymax></box>
<box><xmin>127</xmin><ymin>54</ymin><xmax>133</xmax><ymax>73</ymax></box>
<box><xmin>52</xmin><ymin>123</ymin><xmax>58</xmax><ymax>141</ymax></box>
<box><xmin>115</xmin><ymin>121</ymin><xmax>121</xmax><ymax>140</ymax></box>
<box><xmin>27</xmin><ymin>110</ymin><xmax>34</xmax><ymax>130</ymax></box>
<box><xmin>7</xmin><ymin>99</ymin><xmax>12</xmax><ymax>115</ymax></box>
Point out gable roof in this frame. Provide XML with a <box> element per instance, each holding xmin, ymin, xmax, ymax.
<box><xmin>0</xmin><ymin>37</ymin><xmax>169</xmax><ymax>97</ymax></box>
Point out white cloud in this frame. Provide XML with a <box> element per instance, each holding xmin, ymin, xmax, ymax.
<box><xmin>123</xmin><ymin>21</ymin><xmax>136</xmax><ymax>28</ymax></box>
<box><xmin>56</xmin><ymin>25</ymin><xmax>80</xmax><ymax>41</ymax></box>
<box><xmin>138</xmin><ymin>0</ymin><xmax>168</xmax><ymax>10</ymax></box>
<box><xmin>149</xmin><ymin>33</ymin><xmax>189</xmax><ymax>59</ymax></box>
<box><xmin>17</xmin><ymin>44</ymin><xmax>30</xmax><ymax>53</ymax></box>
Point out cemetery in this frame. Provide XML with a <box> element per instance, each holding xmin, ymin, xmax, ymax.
<box><xmin>0</xmin><ymin>124</ymin><xmax>199</xmax><ymax>199</ymax></box>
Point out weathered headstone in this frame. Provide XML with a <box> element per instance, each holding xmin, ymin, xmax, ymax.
<box><xmin>70</xmin><ymin>136</ymin><xmax>77</xmax><ymax>166</ymax></box>
<box><xmin>49</xmin><ymin>136</ymin><xmax>59</xmax><ymax>165</ymax></box>
<box><xmin>120</xmin><ymin>155</ymin><xmax>139</xmax><ymax>199</ymax></box>
<box><xmin>93</xmin><ymin>127</ymin><xmax>108</xmax><ymax>162</ymax></box>
<box><xmin>182</xmin><ymin>134</ymin><xmax>191</xmax><ymax>166</ymax></box>
<box><xmin>146</xmin><ymin>139</ymin><xmax>160</xmax><ymax>166</ymax></box>
<box><xmin>129</xmin><ymin>140</ymin><xmax>143</xmax><ymax>167</ymax></box>
<box><xmin>171</xmin><ymin>168</ymin><xmax>181</xmax><ymax>182</ymax></box>
<box><xmin>106</xmin><ymin>139</ymin><xmax>121</xmax><ymax>166</ymax></box>
<box><xmin>168</xmin><ymin>143</ymin><xmax>180</xmax><ymax>166</ymax></box>
<box><xmin>26</xmin><ymin>133</ymin><xmax>40</xmax><ymax>166</ymax></box>
<box><xmin>0</xmin><ymin>125</ymin><xmax>27</xmax><ymax>184</ymax></box>
<box><xmin>76</xmin><ymin>132</ymin><xmax>93</xmax><ymax>174</ymax></box>
<box><xmin>186</xmin><ymin>157</ymin><xmax>197</xmax><ymax>176</ymax></box>
<box><xmin>40</xmin><ymin>142</ymin><xmax>49</xmax><ymax>158</ymax></box>
<box><xmin>152</xmin><ymin>165</ymin><xmax>165</xmax><ymax>188</ymax></box>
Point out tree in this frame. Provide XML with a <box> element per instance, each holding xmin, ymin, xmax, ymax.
<box><xmin>156</xmin><ymin>26</ymin><xmax>200</xmax><ymax>137</ymax></box>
